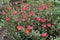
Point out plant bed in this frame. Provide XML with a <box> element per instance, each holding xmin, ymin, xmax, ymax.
<box><xmin>0</xmin><ymin>0</ymin><xmax>60</xmax><ymax>40</ymax></box>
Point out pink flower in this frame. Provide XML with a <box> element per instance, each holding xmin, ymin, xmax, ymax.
<box><xmin>42</xmin><ymin>5</ymin><xmax>48</xmax><ymax>9</ymax></box>
<box><xmin>6</xmin><ymin>7</ymin><xmax>11</xmax><ymax>11</ymax></box>
<box><xmin>21</xmin><ymin>9</ymin><xmax>24</xmax><ymax>14</ymax></box>
<box><xmin>29</xmin><ymin>12</ymin><xmax>34</xmax><ymax>17</ymax></box>
<box><xmin>21</xmin><ymin>2</ymin><xmax>26</xmax><ymax>6</ymax></box>
<box><xmin>12</xmin><ymin>2</ymin><xmax>17</xmax><ymax>5</ymax></box>
<box><xmin>12</xmin><ymin>10</ymin><xmax>17</xmax><ymax>15</ymax></box>
<box><xmin>23</xmin><ymin>14</ymin><xmax>27</xmax><ymax>19</ymax></box>
<box><xmin>22</xmin><ymin>18</ymin><xmax>26</xmax><ymax>22</ymax></box>
<box><xmin>47</xmin><ymin>2</ymin><xmax>52</xmax><ymax>7</ymax></box>
<box><xmin>16</xmin><ymin>26</ymin><xmax>22</xmax><ymax>31</ymax></box>
<box><xmin>36</xmin><ymin>17</ymin><xmax>41</xmax><ymax>21</ymax></box>
<box><xmin>27</xmin><ymin>25</ymin><xmax>33</xmax><ymax>30</ymax></box>
<box><xmin>47</xmin><ymin>23</ymin><xmax>51</xmax><ymax>28</ymax></box>
<box><xmin>1</xmin><ymin>11</ymin><xmax>6</xmax><ymax>15</ymax></box>
<box><xmin>29</xmin><ymin>4</ymin><xmax>34</xmax><ymax>6</ymax></box>
<box><xmin>41</xmin><ymin>33</ymin><xmax>47</xmax><ymax>37</ymax></box>
<box><xmin>41</xmin><ymin>24</ymin><xmax>46</xmax><ymax>28</ymax></box>
<box><xmin>41</xmin><ymin>18</ymin><xmax>46</xmax><ymax>23</ymax></box>
<box><xmin>15</xmin><ymin>18</ymin><xmax>18</xmax><ymax>21</ymax></box>
<box><xmin>5</xmin><ymin>17</ymin><xmax>10</xmax><ymax>21</ymax></box>
<box><xmin>38</xmin><ymin>7</ymin><xmax>43</xmax><ymax>11</ymax></box>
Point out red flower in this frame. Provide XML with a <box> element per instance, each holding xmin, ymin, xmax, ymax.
<box><xmin>41</xmin><ymin>18</ymin><xmax>46</xmax><ymax>23</ymax></box>
<box><xmin>41</xmin><ymin>33</ymin><xmax>47</xmax><ymax>37</ymax></box>
<box><xmin>1</xmin><ymin>11</ymin><xmax>6</xmax><ymax>15</ymax></box>
<box><xmin>47</xmin><ymin>23</ymin><xmax>51</xmax><ymax>28</ymax></box>
<box><xmin>15</xmin><ymin>18</ymin><xmax>19</xmax><ymax>21</ymax></box>
<box><xmin>5</xmin><ymin>17</ymin><xmax>10</xmax><ymax>21</ymax></box>
<box><xmin>23</xmin><ymin>14</ymin><xmax>27</xmax><ymax>19</ymax></box>
<box><xmin>12</xmin><ymin>10</ymin><xmax>17</xmax><ymax>15</ymax></box>
<box><xmin>41</xmin><ymin>24</ymin><xmax>46</xmax><ymax>28</ymax></box>
<box><xmin>38</xmin><ymin>7</ymin><xmax>43</xmax><ymax>11</ymax></box>
<box><xmin>6</xmin><ymin>7</ymin><xmax>11</xmax><ymax>11</ymax></box>
<box><xmin>29</xmin><ymin>12</ymin><xmax>34</xmax><ymax>17</ymax></box>
<box><xmin>22</xmin><ymin>18</ymin><xmax>26</xmax><ymax>22</ymax></box>
<box><xmin>22</xmin><ymin>6</ymin><xmax>29</xmax><ymax>11</ymax></box>
<box><xmin>16</xmin><ymin>6</ymin><xmax>19</xmax><ymax>10</ymax></box>
<box><xmin>27</xmin><ymin>25</ymin><xmax>33</xmax><ymax>30</ymax></box>
<box><xmin>16</xmin><ymin>26</ymin><xmax>22</xmax><ymax>31</ymax></box>
<box><xmin>36</xmin><ymin>17</ymin><xmax>41</xmax><ymax>21</ymax></box>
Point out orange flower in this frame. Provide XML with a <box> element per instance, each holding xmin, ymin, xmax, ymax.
<box><xmin>25</xmin><ymin>28</ymin><xmax>30</xmax><ymax>35</ymax></box>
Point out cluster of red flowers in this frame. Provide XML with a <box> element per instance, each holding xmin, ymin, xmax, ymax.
<box><xmin>38</xmin><ymin>2</ymin><xmax>51</xmax><ymax>11</ymax></box>
<box><xmin>1</xmin><ymin>2</ymin><xmax>52</xmax><ymax>38</ymax></box>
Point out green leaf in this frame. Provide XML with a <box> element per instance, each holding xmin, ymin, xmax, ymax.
<box><xmin>27</xmin><ymin>0</ymin><xmax>34</xmax><ymax>4</ymax></box>
<box><xmin>3</xmin><ymin>0</ymin><xmax>10</xmax><ymax>3</ymax></box>
<box><xmin>41</xmin><ymin>38</ymin><xmax>46</xmax><ymax>40</ymax></box>
<box><xmin>55</xmin><ymin>0</ymin><xmax>60</xmax><ymax>3</ymax></box>
<box><xmin>0</xmin><ymin>22</ymin><xmax>4</xmax><ymax>26</ymax></box>
<box><xmin>54</xmin><ymin>37</ymin><xmax>60</xmax><ymax>40</ymax></box>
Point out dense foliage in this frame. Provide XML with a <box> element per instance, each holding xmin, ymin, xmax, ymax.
<box><xmin>0</xmin><ymin>0</ymin><xmax>60</xmax><ymax>40</ymax></box>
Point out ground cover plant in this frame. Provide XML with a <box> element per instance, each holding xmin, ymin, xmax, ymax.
<box><xmin>0</xmin><ymin>0</ymin><xmax>60</xmax><ymax>40</ymax></box>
